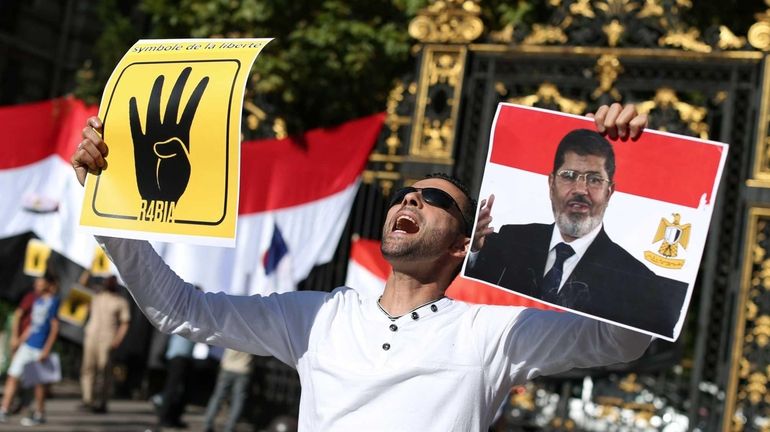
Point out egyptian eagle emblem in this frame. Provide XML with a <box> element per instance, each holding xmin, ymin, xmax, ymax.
<box><xmin>654</xmin><ymin>213</ymin><xmax>691</xmax><ymax>257</ymax></box>
<box><xmin>644</xmin><ymin>213</ymin><xmax>691</xmax><ymax>269</ymax></box>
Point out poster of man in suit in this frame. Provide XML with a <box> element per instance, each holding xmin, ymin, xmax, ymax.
<box><xmin>462</xmin><ymin>104</ymin><xmax>728</xmax><ymax>341</ymax></box>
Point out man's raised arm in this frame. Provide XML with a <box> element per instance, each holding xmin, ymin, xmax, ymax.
<box><xmin>72</xmin><ymin>117</ymin><xmax>325</xmax><ymax>367</ymax></box>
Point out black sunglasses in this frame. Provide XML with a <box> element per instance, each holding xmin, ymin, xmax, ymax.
<box><xmin>389</xmin><ymin>187</ymin><xmax>470</xmax><ymax>236</ymax></box>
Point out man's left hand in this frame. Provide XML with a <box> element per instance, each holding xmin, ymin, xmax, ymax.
<box><xmin>589</xmin><ymin>103</ymin><xmax>648</xmax><ymax>141</ymax></box>
<box><xmin>471</xmin><ymin>194</ymin><xmax>495</xmax><ymax>252</ymax></box>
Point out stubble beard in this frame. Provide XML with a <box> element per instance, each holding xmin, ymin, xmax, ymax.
<box><xmin>553</xmin><ymin>202</ymin><xmax>607</xmax><ymax>239</ymax></box>
<box><xmin>381</xmin><ymin>226</ymin><xmax>448</xmax><ymax>262</ymax></box>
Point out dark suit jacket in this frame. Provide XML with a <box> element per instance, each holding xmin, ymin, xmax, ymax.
<box><xmin>465</xmin><ymin>223</ymin><xmax>688</xmax><ymax>338</ymax></box>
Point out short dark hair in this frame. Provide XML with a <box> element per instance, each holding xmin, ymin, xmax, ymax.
<box><xmin>552</xmin><ymin>129</ymin><xmax>616</xmax><ymax>180</ymax></box>
<box><xmin>104</xmin><ymin>275</ymin><xmax>118</xmax><ymax>292</ymax></box>
<box><xmin>424</xmin><ymin>172</ymin><xmax>477</xmax><ymax>235</ymax></box>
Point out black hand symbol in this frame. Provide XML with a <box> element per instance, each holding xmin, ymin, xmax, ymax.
<box><xmin>129</xmin><ymin>67</ymin><xmax>209</xmax><ymax>204</ymax></box>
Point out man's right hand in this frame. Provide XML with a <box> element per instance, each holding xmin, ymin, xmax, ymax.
<box><xmin>471</xmin><ymin>194</ymin><xmax>495</xmax><ymax>252</ymax></box>
<box><xmin>72</xmin><ymin>117</ymin><xmax>109</xmax><ymax>187</ymax></box>
<box><xmin>589</xmin><ymin>103</ymin><xmax>647</xmax><ymax>140</ymax></box>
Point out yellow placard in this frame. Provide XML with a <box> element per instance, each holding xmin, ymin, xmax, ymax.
<box><xmin>58</xmin><ymin>285</ymin><xmax>93</xmax><ymax>327</ymax></box>
<box><xmin>90</xmin><ymin>246</ymin><xmax>111</xmax><ymax>277</ymax></box>
<box><xmin>24</xmin><ymin>238</ymin><xmax>51</xmax><ymax>277</ymax></box>
<box><xmin>80</xmin><ymin>39</ymin><xmax>272</xmax><ymax>247</ymax></box>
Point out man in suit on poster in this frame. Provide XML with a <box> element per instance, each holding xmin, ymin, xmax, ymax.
<box><xmin>466</xmin><ymin>128</ymin><xmax>687</xmax><ymax>338</ymax></box>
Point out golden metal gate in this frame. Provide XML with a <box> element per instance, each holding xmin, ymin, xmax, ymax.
<box><xmin>329</xmin><ymin>1</ymin><xmax>770</xmax><ymax>430</ymax></box>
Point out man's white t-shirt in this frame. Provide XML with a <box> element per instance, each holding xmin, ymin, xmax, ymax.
<box><xmin>98</xmin><ymin>236</ymin><xmax>649</xmax><ymax>431</ymax></box>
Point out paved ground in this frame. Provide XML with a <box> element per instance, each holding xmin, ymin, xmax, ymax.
<box><xmin>0</xmin><ymin>380</ymin><xmax>256</xmax><ymax>432</ymax></box>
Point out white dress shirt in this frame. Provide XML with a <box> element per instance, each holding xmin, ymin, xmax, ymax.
<box><xmin>545</xmin><ymin>223</ymin><xmax>603</xmax><ymax>292</ymax></box>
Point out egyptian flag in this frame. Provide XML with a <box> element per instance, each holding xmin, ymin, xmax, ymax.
<box><xmin>0</xmin><ymin>97</ymin><xmax>384</xmax><ymax>295</ymax></box>
<box><xmin>260</xmin><ymin>224</ymin><xmax>293</xmax><ymax>294</ymax></box>
<box><xmin>0</xmin><ymin>97</ymin><xmax>98</xmax><ymax>267</ymax></box>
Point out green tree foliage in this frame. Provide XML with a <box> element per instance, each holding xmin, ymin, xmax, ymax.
<box><xmin>74</xmin><ymin>0</ymin><xmax>143</xmax><ymax>106</ymax></box>
<box><xmin>75</xmin><ymin>0</ymin><xmax>763</xmax><ymax>135</ymax></box>
<box><xmin>77</xmin><ymin>0</ymin><xmax>422</xmax><ymax>135</ymax></box>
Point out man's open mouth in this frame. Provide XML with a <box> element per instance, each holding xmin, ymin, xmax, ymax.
<box><xmin>393</xmin><ymin>215</ymin><xmax>419</xmax><ymax>234</ymax></box>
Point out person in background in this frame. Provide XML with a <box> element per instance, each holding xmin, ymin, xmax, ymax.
<box><xmin>155</xmin><ymin>286</ymin><xmax>202</xmax><ymax>429</ymax></box>
<box><xmin>79</xmin><ymin>274</ymin><xmax>131</xmax><ymax>414</ymax></box>
<box><xmin>203</xmin><ymin>348</ymin><xmax>255</xmax><ymax>432</ymax></box>
<box><xmin>9</xmin><ymin>283</ymin><xmax>42</xmax><ymax>357</ymax></box>
<box><xmin>0</xmin><ymin>270</ymin><xmax>60</xmax><ymax>426</ymax></box>
<box><xmin>5</xmin><ymin>279</ymin><xmax>45</xmax><ymax>414</ymax></box>
<box><xmin>157</xmin><ymin>332</ymin><xmax>195</xmax><ymax>428</ymax></box>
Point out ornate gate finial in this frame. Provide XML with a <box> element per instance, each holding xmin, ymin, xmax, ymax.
<box><xmin>749</xmin><ymin>0</ymin><xmax>770</xmax><ymax>51</ymax></box>
<box><xmin>408</xmin><ymin>0</ymin><xmax>484</xmax><ymax>44</ymax></box>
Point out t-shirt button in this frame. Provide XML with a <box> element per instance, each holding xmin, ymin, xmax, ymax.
<box><xmin>411</xmin><ymin>312</ymin><xmax>419</xmax><ymax>320</ymax></box>
<box><xmin>382</xmin><ymin>343</ymin><xmax>391</xmax><ymax>351</ymax></box>
<box><xmin>430</xmin><ymin>304</ymin><xmax>438</xmax><ymax>312</ymax></box>
<box><xmin>389</xmin><ymin>324</ymin><xmax>398</xmax><ymax>332</ymax></box>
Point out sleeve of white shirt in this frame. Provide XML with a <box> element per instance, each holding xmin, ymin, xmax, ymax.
<box><xmin>95</xmin><ymin>235</ymin><xmax>326</xmax><ymax>368</ymax></box>
<box><xmin>505</xmin><ymin>309</ymin><xmax>651</xmax><ymax>384</ymax></box>
<box><xmin>472</xmin><ymin>306</ymin><xmax>651</xmax><ymax>386</ymax></box>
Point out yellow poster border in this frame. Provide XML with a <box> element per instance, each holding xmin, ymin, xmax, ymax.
<box><xmin>78</xmin><ymin>38</ymin><xmax>272</xmax><ymax>248</ymax></box>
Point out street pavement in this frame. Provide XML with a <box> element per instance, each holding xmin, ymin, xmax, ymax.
<box><xmin>0</xmin><ymin>379</ymin><xmax>255</xmax><ymax>432</ymax></box>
